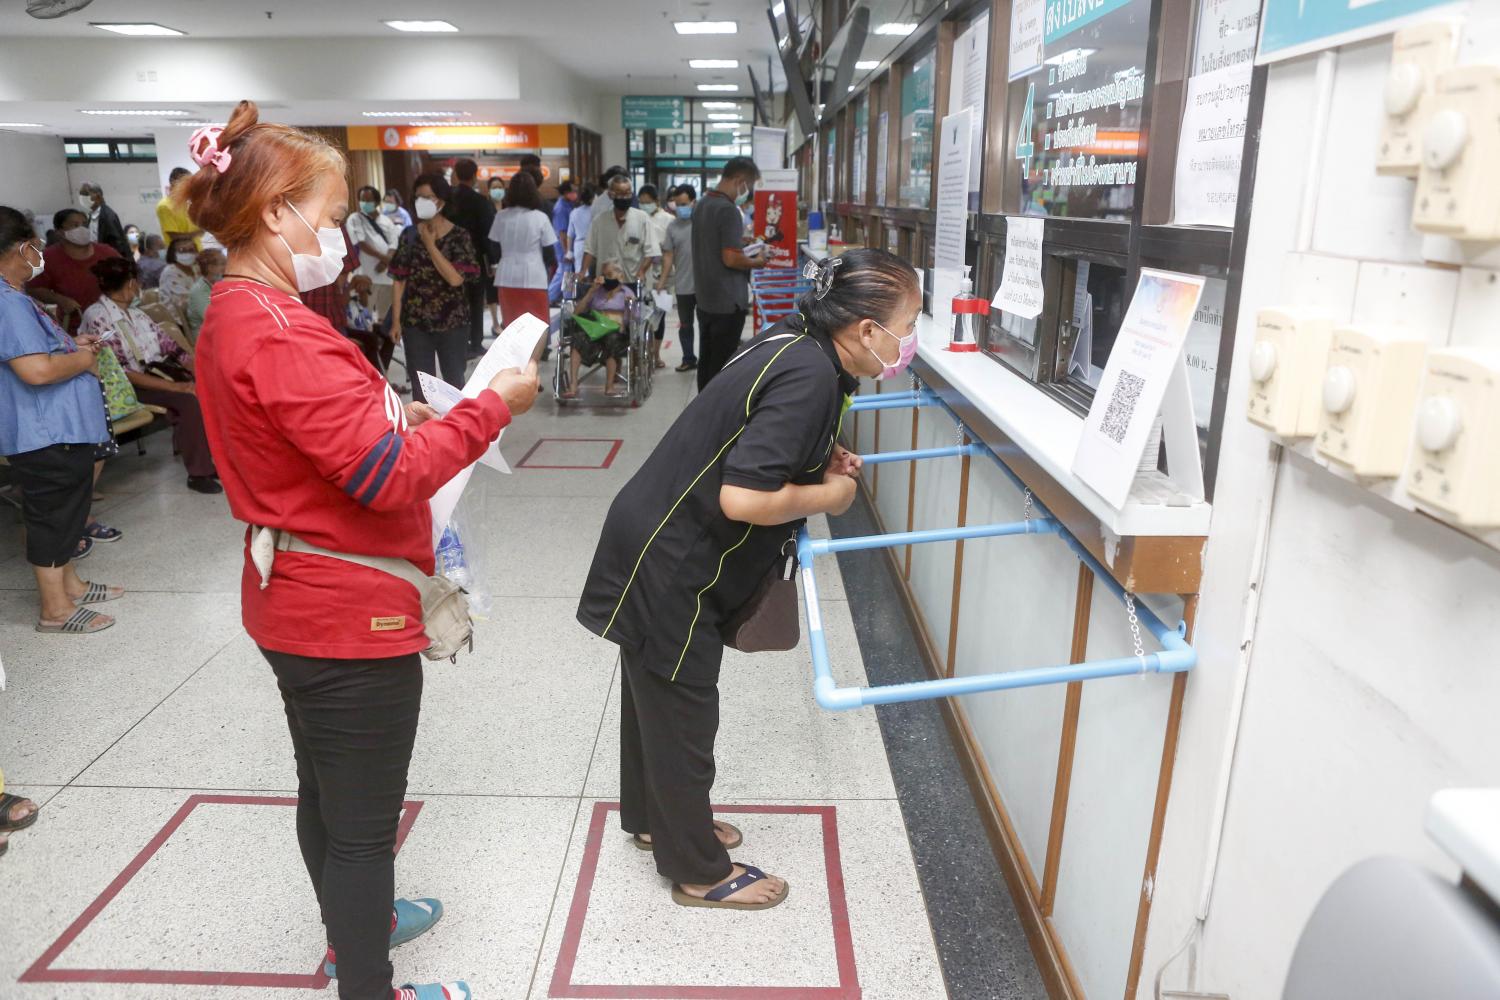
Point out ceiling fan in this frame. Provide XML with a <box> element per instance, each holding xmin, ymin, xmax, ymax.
<box><xmin>26</xmin><ymin>0</ymin><xmax>95</xmax><ymax>18</ymax></box>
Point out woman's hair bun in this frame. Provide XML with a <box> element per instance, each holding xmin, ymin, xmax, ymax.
<box><xmin>218</xmin><ymin>100</ymin><xmax>260</xmax><ymax>149</ymax></box>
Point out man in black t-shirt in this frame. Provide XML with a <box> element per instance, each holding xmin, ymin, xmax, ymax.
<box><xmin>447</xmin><ymin>158</ymin><xmax>496</xmax><ymax>356</ymax></box>
<box><xmin>691</xmin><ymin>156</ymin><xmax>768</xmax><ymax>390</ymax></box>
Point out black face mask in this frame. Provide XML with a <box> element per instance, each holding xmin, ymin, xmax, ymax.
<box><xmin>612</xmin><ymin>196</ymin><xmax>633</xmax><ymax>212</ymax></box>
<box><xmin>602</xmin><ymin>278</ymin><xmax>621</xmax><ymax>291</ymax></box>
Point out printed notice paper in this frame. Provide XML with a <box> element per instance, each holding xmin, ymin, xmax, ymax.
<box><xmin>947</xmin><ymin>14</ymin><xmax>989</xmax><ymax>209</ymax></box>
<box><xmin>1172</xmin><ymin>62</ymin><xmax>1252</xmax><ymax>227</ymax></box>
<box><xmin>932</xmin><ymin>108</ymin><xmax>975</xmax><ymax>333</ymax></box>
<box><xmin>1072</xmin><ymin>269</ymin><xmax>1205</xmax><ymax>510</ymax></box>
<box><xmin>993</xmin><ymin>216</ymin><xmax>1045</xmax><ymax>319</ymax></box>
<box><xmin>1009</xmin><ymin>0</ymin><xmax>1045</xmax><ymax>80</ymax></box>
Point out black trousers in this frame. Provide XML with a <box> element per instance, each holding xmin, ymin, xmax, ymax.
<box><xmin>464</xmin><ymin>280</ymin><xmax>487</xmax><ymax>352</ymax></box>
<box><xmin>618</xmin><ymin>645</ymin><xmax>731</xmax><ymax>886</ymax></box>
<box><xmin>695</xmin><ymin>307</ymin><xmax>746</xmax><ymax>391</ymax></box>
<box><xmin>261</xmin><ymin>648</ymin><xmax>423</xmax><ymax>1000</ymax></box>
<box><xmin>676</xmin><ymin>293</ymin><xmax>697</xmax><ymax>363</ymax></box>
<box><xmin>403</xmin><ymin>326</ymin><xmax>468</xmax><ymax>404</ymax></box>
<box><xmin>6</xmin><ymin>442</ymin><xmax>94</xmax><ymax>567</ymax></box>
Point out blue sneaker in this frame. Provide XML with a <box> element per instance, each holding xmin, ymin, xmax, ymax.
<box><xmin>395</xmin><ymin>983</ymin><xmax>471</xmax><ymax>1000</ymax></box>
<box><xmin>324</xmin><ymin>897</ymin><xmax>444</xmax><ymax>977</ymax></box>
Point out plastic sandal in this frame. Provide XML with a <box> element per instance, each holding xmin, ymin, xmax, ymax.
<box><xmin>324</xmin><ymin>897</ymin><xmax>443</xmax><ymax>978</ymax></box>
<box><xmin>35</xmin><ymin>607</ymin><xmax>113</xmax><ymax>635</ymax></box>
<box><xmin>671</xmin><ymin>864</ymin><xmax>789</xmax><ymax>911</ymax></box>
<box><xmin>84</xmin><ymin>522</ymin><xmax>124</xmax><ymax>543</ymax></box>
<box><xmin>75</xmin><ymin>582</ymin><xmax>124</xmax><ymax>606</ymax></box>
<box><xmin>635</xmin><ymin>820</ymin><xmax>742</xmax><ymax>852</ymax></box>
<box><xmin>74</xmin><ymin>536</ymin><xmax>94</xmax><ymax>562</ymax></box>
<box><xmin>0</xmin><ymin>793</ymin><xmax>39</xmax><ymax>833</ymax></box>
<box><xmin>395</xmin><ymin>982</ymin><xmax>471</xmax><ymax>1000</ymax></box>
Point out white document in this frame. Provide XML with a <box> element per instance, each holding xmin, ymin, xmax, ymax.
<box><xmin>1008</xmin><ymin>0</ymin><xmax>1045</xmax><ymax>81</ymax></box>
<box><xmin>653</xmin><ymin>289</ymin><xmax>674</xmax><ymax>313</ymax></box>
<box><xmin>1072</xmin><ymin>269</ymin><xmax>1206</xmax><ymax>510</ymax></box>
<box><xmin>992</xmin><ymin>216</ymin><xmax>1045</xmax><ymax>319</ymax></box>
<box><xmin>947</xmin><ymin>15</ymin><xmax>989</xmax><ymax>209</ymax></box>
<box><xmin>416</xmin><ymin>371</ymin><xmax>463</xmax><ymax>416</ymax></box>
<box><xmin>752</xmin><ymin>126</ymin><xmax>786</xmax><ymax>171</ymax></box>
<box><xmin>932</xmin><ymin>109</ymin><xmax>975</xmax><ymax>333</ymax></box>
<box><xmin>1172</xmin><ymin>62</ymin><xmax>1253</xmax><ymax>227</ymax></box>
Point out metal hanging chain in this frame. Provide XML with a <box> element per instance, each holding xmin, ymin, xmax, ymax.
<box><xmin>957</xmin><ymin>421</ymin><xmax>966</xmax><ymax>447</ymax></box>
<box><xmin>1022</xmin><ymin>488</ymin><xmax>1033</xmax><ymax>523</ymax></box>
<box><xmin>1124</xmin><ymin>592</ymin><xmax>1147</xmax><ymax>670</ymax></box>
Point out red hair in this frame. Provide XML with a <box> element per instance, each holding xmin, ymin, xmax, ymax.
<box><xmin>183</xmin><ymin>100</ymin><xmax>346</xmax><ymax>251</ymax></box>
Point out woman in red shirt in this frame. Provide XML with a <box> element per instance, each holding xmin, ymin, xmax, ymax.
<box><xmin>187</xmin><ymin>100</ymin><xmax>538</xmax><ymax>1000</ymax></box>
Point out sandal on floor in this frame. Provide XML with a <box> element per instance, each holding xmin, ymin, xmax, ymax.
<box><xmin>396</xmin><ymin>982</ymin><xmax>471</xmax><ymax>1000</ymax></box>
<box><xmin>84</xmin><ymin>522</ymin><xmax>124</xmax><ymax>543</ymax></box>
<box><xmin>35</xmin><ymin>607</ymin><xmax>113</xmax><ymax>635</ymax></box>
<box><xmin>0</xmin><ymin>793</ymin><xmax>39</xmax><ymax>833</ymax></box>
<box><xmin>671</xmin><ymin>864</ymin><xmax>789</xmax><ymax>911</ymax></box>
<box><xmin>75</xmin><ymin>582</ymin><xmax>125</xmax><ymax>605</ymax></box>
<box><xmin>635</xmin><ymin>820</ymin><xmax>742</xmax><ymax>852</ymax></box>
<box><xmin>325</xmin><ymin>897</ymin><xmax>443</xmax><ymax>977</ymax></box>
<box><xmin>74</xmin><ymin>536</ymin><xmax>94</xmax><ymax>561</ymax></box>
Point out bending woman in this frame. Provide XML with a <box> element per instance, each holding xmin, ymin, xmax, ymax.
<box><xmin>186</xmin><ymin>100</ymin><xmax>539</xmax><ymax>1000</ymax></box>
<box><xmin>578</xmin><ymin>249</ymin><xmax>919</xmax><ymax>909</ymax></box>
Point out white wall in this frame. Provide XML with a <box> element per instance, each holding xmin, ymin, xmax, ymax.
<box><xmin>66</xmin><ymin>160</ymin><xmax>163</xmax><ymax>234</ymax></box>
<box><xmin>0</xmin><ymin>131</ymin><xmax>71</xmax><ymax>227</ymax></box>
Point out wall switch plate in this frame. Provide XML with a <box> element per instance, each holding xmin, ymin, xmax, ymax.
<box><xmin>1316</xmin><ymin>325</ymin><xmax>1429</xmax><ymax>477</ymax></box>
<box><xmin>1413</xmin><ymin>65</ymin><xmax>1500</xmax><ymax>240</ymax></box>
<box><xmin>1378</xmin><ymin>21</ymin><xmax>1460</xmax><ymax>177</ymax></box>
<box><xmin>1405</xmin><ymin>347</ymin><xmax>1500</xmax><ymax>526</ymax></box>
<box><xmin>1247</xmin><ymin>306</ymin><xmax>1334</xmax><ymax>438</ymax></box>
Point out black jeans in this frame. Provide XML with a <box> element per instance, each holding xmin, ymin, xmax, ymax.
<box><xmin>6</xmin><ymin>442</ymin><xmax>94</xmax><ymax>567</ymax></box>
<box><xmin>464</xmin><ymin>280</ymin><xmax>487</xmax><ymax>352</ymax></box>
<box><xmin>695</xmin><ymin>307</ymin><xmax>747</xmax><ymax>391</ymax></box>
<box><xmin>675</xmin><ymin>293</ymin><xmax>698</xmax><ymax>363</ymax></box>
<box><xmin>403</xmin><ymin>326</ymin><xmax>468</xmax><ymax>404</ymax></box>
<box><xmin>261</xmin><ymin>648</ymin><xmax>423</xmax><ymax>1000</ymax></box>
<box><xmin>618</xmin><ymin>645</ymin><xmax>730</xmax><ymax>886</ymax></box>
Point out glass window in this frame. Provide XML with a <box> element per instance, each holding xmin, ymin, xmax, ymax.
<box><xmin>824</xmin><ymin>125</ymin><xmax>837</xmax><ymax>203</ymax></box>
<box><xmin>1053</xmin><ymin>259</ymin><xmax>1130</xmax><ymax>395</ymax></box>
<box><xmin>899</xmin><ymin>48</ymin><xmax>936</xmax><ymax>209</ymax></box>
<box><xmin>875</xmin><ymin>104</ymin><xmax>890</xmax><ymax>204</ymax></box>
<box><xmin>852</xmin><ymin>96</ymin><xmax>869</xmax><ymax>204</ymax></box>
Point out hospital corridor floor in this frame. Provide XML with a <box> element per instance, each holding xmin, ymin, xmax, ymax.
<box><xmin>0</xmin><ymin>327</ymin><xmax>1046</xmax><ymax>1000</ymax></box>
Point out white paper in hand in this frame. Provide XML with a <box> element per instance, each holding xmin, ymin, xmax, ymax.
<box><xmin>416</xmin><ymin>372</ymin><xmax>463</xmax><ymax>416</ymax></box>
<box><xmin>653</xmin><ymin>288</ymin><xmax>674</xmax><ymax>313</ymax></box>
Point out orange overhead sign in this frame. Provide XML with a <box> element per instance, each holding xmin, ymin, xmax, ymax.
<box><xmin>348</xmin><ymin>124</ymin><xmax>542</xmax><ymax>151</ymax></box>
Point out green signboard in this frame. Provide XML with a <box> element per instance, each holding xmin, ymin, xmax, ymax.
<box><xmin>622</xmin><ymin>96</ymin><xmax>686</xmax><ymax>130</ymax></box>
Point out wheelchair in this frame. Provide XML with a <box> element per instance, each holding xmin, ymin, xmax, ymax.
<box><xmin>552</xmin><ymin>273</ymin><xmax>657</xmax><ymax>407</ymax></box>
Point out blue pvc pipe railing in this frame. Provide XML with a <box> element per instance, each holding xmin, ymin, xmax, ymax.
<box><xmin>845</xmin><ymin>388</ymin><xmax>942</xmax><ymax>413</ymax></box>
<box><xmin>799</xmin><ymin>378</ymin><xmax>1196</xmax><ymax>711</ymax></box>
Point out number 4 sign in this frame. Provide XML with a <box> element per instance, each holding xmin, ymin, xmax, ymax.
<box><xmin>1072</xmin><ymin>269</ymin><xmax>1206</xmax><ymax>511</ymax></box>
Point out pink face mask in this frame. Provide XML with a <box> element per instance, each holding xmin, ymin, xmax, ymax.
<box><xmin>869</xmin><ymin>318</ymin><xmax>918</xmax><ymax>380</ymax></box>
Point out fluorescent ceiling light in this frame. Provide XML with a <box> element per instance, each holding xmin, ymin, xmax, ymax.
<box><xmin>80</xmin><ymin>109</ymin><xmax>193</xmax><ymax>116</ymax></box>
<box><xmin>1044</xmin><ymin>47</ymin><xmax>1097</xmax><ymax>65</ymax></box>
<box><xmin>418</xmin><ymin>121</ymin><xmax>496</xmax><ymax>126</ymax></box>
<box><xmin>689</xmin><ymin>59</ymin><xmax>740</xmax><ymax>69</ymax></box>
<box><xmin>675</xmin><ymin>21</ymin><xmax>737</xmax><ymax>34</ymax></box>
<box><xmin>166</xmin><ymin>120</ymin><xmax>221</xmax><ymax>127</ymax></box>
<box><xmin>874</xmin><ymin>22</ymin><xmax>917</xmax><ymax>35</ymax></box>
<box><xmin>91</xmin><ymin>22</ymin><xmax>185</xmax><ymax>36</ymax></box>
<box><xmin>707</xmin><ymin>113</ymin><xmax>742</xmax><ymax>120</ymax></box>
<box><xmin>772</xmin><ymin>2</ymin><xmax>786</xmax><ymax>15</ymax></box>
<box><xmin>383</xmin><ymin>20</ymin><xmax>458</xmax><ymax>32</ymax></box>
<box><xmin>856</xmin><ymin>60</ymin><xmax>879</xmax><ymax>70</ymax></box>
<box><xmin>363</xmin><ymin>111</ymin><xmax>466</xmax><ymax>117</ymax></box>
<box><xmin>697</xmin><ymin>84</ymin><xmax>740</xmax><ymax>92</ymax></box>
<box><xmin>0</xmin><ymin>123</ymin><xmax>45</xmax><ymax>128</ymax></box>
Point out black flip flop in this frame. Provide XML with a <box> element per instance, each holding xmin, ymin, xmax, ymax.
<box><xmin>0</xmin><ymin>793</ymin><xmax>39</xmax><ymax>833</ymax></box>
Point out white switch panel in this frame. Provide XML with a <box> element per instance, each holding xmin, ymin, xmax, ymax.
<box><xmin>1247</xmin><ymin>307</ymin><xmax>1334</xmax><ymax>438</ymax></box>
<box><xmin>1413</xmin><ymin>65</ymin><xmax>1500</xmax><ymax>240</ymax></box>
<box><xmin>1316</xmin><ymin>325</ymin><xmax>1429</xmax><ymax>477</ymax></box>
<box><xmin>1378</xmin><ymin>22</ymin><xmax>1461</xmax><ymax>177</ymax></box>
<box><xmin>1405</xmin><ymin>348</ymin><xmax>1500</xmax><ymax>527</ymax></box>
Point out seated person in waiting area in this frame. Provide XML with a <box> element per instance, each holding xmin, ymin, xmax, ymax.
<box><xmin>564</xmin><ymin>260</ymin><xmax>634</xmax><ymax>400</ymax></box>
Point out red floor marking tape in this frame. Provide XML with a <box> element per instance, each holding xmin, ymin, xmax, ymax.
<box><xmin>517</xmin><ymin>437</ymin><xmax>625</xmax><ymax>470</ymax></box>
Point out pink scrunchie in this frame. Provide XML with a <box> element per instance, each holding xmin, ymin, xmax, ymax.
<box><xmin>188</xmin><ymin>125</ymin><xmax>232</xmax><ymax>174</ymax></box>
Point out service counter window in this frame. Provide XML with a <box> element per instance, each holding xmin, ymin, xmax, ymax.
<box><xmin>852</xmin><ymin>95</ymin><xmax>869</xmax><ymax>205</ymax></box>
<box><xmin>1052</xmin><ymin>258</ymin><xmax>1131</xmax><ymax>406</ymax></box>
<box><xmin>981</xmin><ymin>240</ymin><xmax>1053</xmax><ymax>382</ymax></box>
<box><xmin>899</xmin><ymin>47</ymin><xmax>936</xmax><ymax>209</ymax></box>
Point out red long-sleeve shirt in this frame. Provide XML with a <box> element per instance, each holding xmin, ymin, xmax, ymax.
<box><xmin>196</xmin><ymin>279</ymin><xmax>509</xmax><ymax>659</ymax></box>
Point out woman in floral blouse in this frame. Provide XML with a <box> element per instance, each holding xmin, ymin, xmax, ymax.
<box><xmin>78</xmin><ymin>257</ymin><xmax>220</xmax><ymax>493</ymax></box>
<box><xmin>388</xmin><ymin>173</ymin><xmax>479</xmax><ymax>404</ymax></box>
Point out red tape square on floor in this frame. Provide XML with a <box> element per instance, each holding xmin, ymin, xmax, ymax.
<box><xmin>517</xmin><ymin>438</ymin><xmax>625</xmax><ymax>471</ymax></box>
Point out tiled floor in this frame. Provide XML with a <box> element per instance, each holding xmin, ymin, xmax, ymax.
<box><xmin>0</xmin><ymin>319</ymin><xmax>950</xmax><ymax>999</ymax></box>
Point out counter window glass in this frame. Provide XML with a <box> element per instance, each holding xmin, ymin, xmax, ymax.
<box><xmin>1053</xmin><ymin>259</ymin><xmax>1130</xmax><ymax>402</ymax></box>
<box><xmin>852</xmin><ymin>95</ymin><xmax>869</xmax><ymax>204</ymax></box>
<box><xmin>824</xmin><ymin>125</ymin><xmax>838</xmax><ymax>203</ymax></box>
<box><xmin>899</xmin><ymin>48</ymin><xmax>936</xmax><ymax>209</ymax></box>
<box><xmin>1001</xmin><ymin>0</ymin><xmax>1151</xmax><ymax>221</ymax></box>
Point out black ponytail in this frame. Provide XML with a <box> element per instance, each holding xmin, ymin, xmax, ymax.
<box><xmin>798</xmin><ymin>248</ymin><xmax>919</xmax><ymax>336</ymax></box>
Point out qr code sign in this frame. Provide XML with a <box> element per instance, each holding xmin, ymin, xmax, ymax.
<box><xmin>1101</xmin><ymin>371</ymin><xmax>1146</xmax><ymax>444</ymax></box>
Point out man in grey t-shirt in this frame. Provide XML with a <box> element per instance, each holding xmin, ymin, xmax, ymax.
<box><xmin>690</xmin><ymin>157</ymin><xmax>768</xmax><ymax>389</ymax></box>
<box><xmin>658</xmin><ymin>184</ymin><xmax>699</xmax><ymax>371</ymax></box>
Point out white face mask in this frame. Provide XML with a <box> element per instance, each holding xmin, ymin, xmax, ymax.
<box><xmin>176</xmin><ymin>252</ymin><xmax>198</xmax><ymax>267</ymax></box>
<box><xmin>78</xmin><ymin>195</ymin><xmax>95</xmax><ymax>211</ymax></box>
<box><xmin>415</xmin><ymin>197</ymin><xmax>440</xmax><ymax>221</ymax></box>
<box><xmin>21</xmin><ymin>243</ymin><xmax>44</xmax><ymax>280</ymax></box>
<box><xmin>277</xmin><ymin>202</ymin><xmax>347</xmax><ymax>293</ymax></box>
<box><xmin>62</xmin><ymin>226</ymin><xmax>93</xmax><ymax>247</ymax></box>
<box><xmin>381</xmin><ymin>201</ymin><xmax>399</xmax><ymax>215</ymax></box>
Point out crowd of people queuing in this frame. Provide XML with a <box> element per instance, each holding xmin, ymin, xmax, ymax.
<box><xmin>0</xmin><ymin>100</ymin><xmax>935</xmax><ymax>1000</ymax></box>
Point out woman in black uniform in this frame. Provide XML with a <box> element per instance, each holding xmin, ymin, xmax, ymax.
<box><xmin>577</xmin><ymin>249</ymin><xmax>920</xmax><ymax>909</ymax></box>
